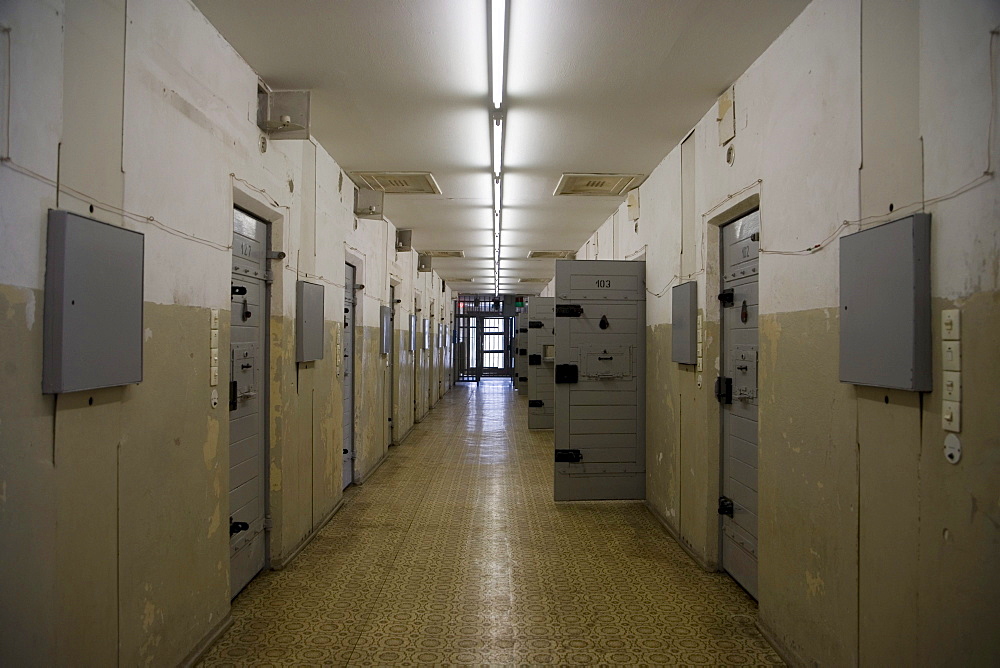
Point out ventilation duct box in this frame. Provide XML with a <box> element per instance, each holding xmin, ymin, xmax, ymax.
<box><xmin>396</xmin><ymin>229</ymin><xmax>413</xmax><ymax>252</ymax></box>
<box><xmin>354</xmin><ymin>188</ymin><xmax>384</xmax><ymax>219</ymax></box>
<box><xmin>257</xmin><ymin>86</ymin><xmax>310</xmax><ymax>140</ymax></box>
<box><xmin>417</xmin><ymin>254</ymin><xmax>432</xmax><ymax>272</ymax></box>
<box><xmin>672</xmin><ymin>281</ymin><xmax>697</xmax><ymax>364</ymax></box>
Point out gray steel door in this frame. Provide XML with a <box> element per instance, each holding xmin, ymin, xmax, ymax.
<box><xmin>720</xmin><ymin>210</ymin><xmax>760</xmax><ymax>599</ymax></box>
<box><xmin>229</xmin><ymin>208</ymin><xmax>268</xmax><ymax>597</ymax></box>
<box><xmin>342</xmin><ymin>264</ymin><xmax>356</xmax><ymax>489</ymax></box>
<box><xmin>554</xmin><ymin>260</ymin><xmax>646</xmax><ymax>501</ymax></box>
<box><xmin>388</xmin><ymin>286</ymin><xmax>395</xmax><ymax>444</ymax></box>
<box><xmin>527</xmin><ymin>297</ymin><xmax>555</xmax><ymax>429</ymax></box>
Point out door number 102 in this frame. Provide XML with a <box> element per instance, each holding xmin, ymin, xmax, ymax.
<box><xmin>594</xmin><ymin>279</ymin><xmax>612</xmax><ymax>288</ymax></box>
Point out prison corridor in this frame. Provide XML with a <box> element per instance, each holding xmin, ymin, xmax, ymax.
<box><xmin>200</xmin><ymin>380</ymin><xmax>780</xmax><ymax>666</ymax></box>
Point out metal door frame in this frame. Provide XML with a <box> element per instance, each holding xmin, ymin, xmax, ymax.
<box><xmin>388</xmin><ymin>285</ymin><xmax>396</xmax><ymax>444</ymax></box>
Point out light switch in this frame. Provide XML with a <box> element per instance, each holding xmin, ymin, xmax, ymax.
<box><xmin>941</xmin><ymin>309</ymin><xmax>960</xmax><ymax>340</ymax></box>
<box><xmin>210</xmin><ymin>330</ymin><xmax>219</xmax><ymax>348</ymax></box>
<box><xmin>942</xmin><ymin>400</ymin><xmax>961</xmax><ymax>432</ymax></box>
<box><xmin>210</xmin><ymin>347</ymin><xmax>219</xmax><ymax>367</ymax></box>
<box><xmin>210</xmin><ymin>366</ymin><xmax>219</xmax><ymax>386</ymax></box>
<box><xmin>942</xmin><ymin>370</ymin><xmax>961</xmax><ymax>401</ymax></box>
<box><xmin>210</xmin><ymin>308</ymin><xmax>220</xmax><ymax>330</ymax></box>
<box><xmin>942</xmin><ymin>341</ymin><xmax>961</xmax><ymax>371</ymax></box>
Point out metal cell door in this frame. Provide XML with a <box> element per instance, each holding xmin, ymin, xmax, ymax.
<box><xmin>480</xmin><ymin>317</ymin><xmax>508</xmax><ymax>376</ymax></box>
<box><xmin>454</xmin><ymin>314</ymin><xmax>478</xmax><ymax>382</ymax></box>
<box><xmin>388</xmin><ymin>286</ymin><xmax>396</xmax><ymax>444</ymax></box>
<box><xmin>342</xmin><ymin>264</ymin><xmax>356</xmax><ymax>489</ymax></box>
<box><xmin>229</xmin><ymin>208</ymin><xmax>268</xmax><ymax>597</ymax></box>
<box><xmin>718</xmin><ymin>210</ymin><xmax>760</xmax><ymax>599</ymax></box>
<box><xmin>554</xmin><ymin>260</ymin><xmax>646</xmax><ymax>501</ymax></box>
<box><xmin>527</xmin><ymin>297</ymin><xmax>555</xmax><ymax>429</ymax></box>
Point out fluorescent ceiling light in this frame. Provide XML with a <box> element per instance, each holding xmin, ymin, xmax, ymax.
<box><xmin>492</xmin><ymin>119</ymin><xmax>503</xmax><ymax>177</ymax></box>
<box><xmin>491</xmin><ymin>0</ymin><xmax>506</xmax><ymax>110</ymax></box>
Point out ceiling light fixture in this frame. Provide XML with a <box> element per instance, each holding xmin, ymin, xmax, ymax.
<box><xmin>488</xmin><ymin>0</ymin><xmax>509</xmax><ymax>297</ymax></box>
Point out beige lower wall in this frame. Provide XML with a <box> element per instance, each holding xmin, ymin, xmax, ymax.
<box><xmin>0</xmin><ymin>285</ymin><xmax>231</xmax><ymax>666</ymax></box>
<box><xmin>646</xmin><ymin>293</ymin><xmax>1000</xmax><ymax>666</ymax></box>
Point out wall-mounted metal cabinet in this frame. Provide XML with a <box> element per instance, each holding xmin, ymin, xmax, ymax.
<box><xmin>296</xmin><ymin>281</ymin><xmax>325</xmax><ymax>362</ymax></box>
<box><xmin>43</xmin><ymin>210</ymin><xmax>144</xmax><ymax>393</ymax></box>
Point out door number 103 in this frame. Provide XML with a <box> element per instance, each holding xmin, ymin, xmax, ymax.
<box><xmin>594</xmin><ymin>279</ymin><xmax>612</xmax><ymax>288</ymax></box>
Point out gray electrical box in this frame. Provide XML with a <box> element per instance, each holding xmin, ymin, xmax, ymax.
<box><xmin>296</xmin><ymin>280</ymin><xmax>325</xmax><ymax>363</ymax></box>
<box><xmin>840</xmin><ymin>213</ymin><xmax>931</xmax><ymax>391</ymax></box>
<box><xmin>380</xmin><ymin>305</ymin><xmax>392</xmax><ymax>355</ymax></box>
<box><xmin>527</xmin><ymin>297</ymin><xmax>555</xmax><ymax>429</ymax></box>
<box><xmin>554</xmin><ymin>260</ymin><xmax>646</xmax><ymax>501</ymax></box>
<box><xmin>672</xmin><ymin>281</ymin><xmax>697</xmax><ymax>364</ymax></box>
<box><xmin>42</xmin><ymin>210</ymin><xmax>144</xmax><ymax>394</ymax></box>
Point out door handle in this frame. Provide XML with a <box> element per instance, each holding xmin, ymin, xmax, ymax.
<box><xmin>229</xmin><ymin>517</ymin><xmax>250</xmax><ymax>536</ymax></box>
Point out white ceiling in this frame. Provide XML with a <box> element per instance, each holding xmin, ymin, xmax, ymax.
<box><xmin>194</xmin><ymin>0</ymin><xmax>809</xmax><ymax>294</ymax></box>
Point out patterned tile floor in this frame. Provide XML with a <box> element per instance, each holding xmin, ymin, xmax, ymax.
<box><xmin>201</xmin><ymin>379</ymin><xmax>781</xmax><ymax>666</ymax></box>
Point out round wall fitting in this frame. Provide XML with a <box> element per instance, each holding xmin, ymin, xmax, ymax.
<box><xmin>726</xmin><ymin>144</ymin><xmax>736</xmax><ymax>166</ymax></box>
<box><xmin>259</xmin><ymin>135</ymin><xmax>267</xmax><ymax>153</ymax></box>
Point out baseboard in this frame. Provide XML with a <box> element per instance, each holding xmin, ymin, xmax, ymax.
<box><xmin>393</xmin><ymin>424</ymin><xmax>415</xmax><ymax>446</ymax></box>
<box><xmin>355</xmin><ymin>452</ymin><xmax>388</xmax><ymax>485</ymax></box>
<box><xmin>643</xmin><ymin>502</ymin><xmax>718</xmax><ymax>572</ymax></box>
<box><xmin>756</xmin><ymin>618</ymin><xmax>807</xmax><ymax>668</ymax></box>
<box><xmin>270</xmin><ymin>496</ymin><xmax>345</xmax><ymax>571</ymax></box>
<box><xmin>179</xmin><ymin>612</ymin><xmax>233</xmax><ymax>668</ymax></box>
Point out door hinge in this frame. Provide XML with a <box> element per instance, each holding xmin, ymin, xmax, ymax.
<box><xmin>718</xmin><ymin>496</ymin><xmax>734</xmax><ymax>517</ymax></box>
<box><xmin>528</xmin><ymin>399</ymin><xmax>544</xmax><ymax>408</ymax></box>
<box><xmin>555</xmin><ymin>449</ymin><xmax>583</xmax><ymax>463</ymax></box>
<box><xmin>528</xmin><ymin>320</ymin><xmax>544</xmax><ymax>329</ymax></box>
<box><xmin>519</xmin><ymin>348</ymin><xmax>527</xmax><ymax>356</ymax></box>
<box><xmin>519</xmin><ymin>376</ymin><xmax>528</xmax><ymax>382</ymax></box>
<box><xmin>718</xmin><ymin>288</ymin><xmax>734</xmax><ymax>307</ymax></box>
<box><xmin>263</xmin><ymin>515</ymin><xmax>274</xmax><ymax>530</ymax></box>
<box><xmin>519</xmin><ymin>327</ymin><xmax>528</xmax><ymax>333</ymax></box>
<box><xmin>715</xmin><ymin>376</ymin><xmax>732</xmax><ymax>404</ymax></box>
<box><xmin>528</xmin><ymin>354</ymin><xmax>542</xmax><ymax>366</ymax></box>
<box><xmin>264</xmin><ymin>269</ymin><xmax>274</xmax><ymax>284</ymax></box>
<box><xmin>555</xmin><ymin>364</ymin><xmax>579</xmax><ymax>384</ymax></box>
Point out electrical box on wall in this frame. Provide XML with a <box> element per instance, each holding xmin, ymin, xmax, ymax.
<box><xmin>423</xmin><ymin>319</ymin><xmax>431</xmax><ymax>349</ymax></box>
<box><xmin>671</xmin><ymin>281</ymin><xmax>697</xmax><ymax>364</ymax></box>
<box><xmin>839</xmin><ymin>214</ymin><xmax>931</xmax><ymax>391</ymax></box>
<box><xmin>43</xmin><ymin>210</ymin><xmax>144</xmax><ymax>393</ymax></box>
<box><xmin>380</xmin><ymin>305</ymin><xmax>392</xmax><ymax>355</ymax></box>
<box><xmin>296</xmin><ymin>280</ymin><xmax>325</xmax><ymax>363</ymax></box>
<box><xmin>417</xmin><ymin>254</ymin><xmax>432</xmax><ymax>272</ymax></box>
<box><xmin>354</xmin><ymin>188</ymin><xmax>384</xmax><ymax>219</ymax></box>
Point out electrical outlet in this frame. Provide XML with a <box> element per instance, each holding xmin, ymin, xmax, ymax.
<box><xmin>210</xmin><ymin>330</ymin><xmax>219</xmax><ymax>348</ymax></box>
<box><xmin>210</xmin><ymin>366</ymin><xmax>219</xmax><ymax>387</ymax></box>
<box><xmin>941</xmin><ymin>309</ymin><xmax>960</xmax><ymax>340</ymax></box>
<box><xmin>942</xmin><ymin>371</ymin><xmax>961</xmax><ymax>401</ymax></box>
<box><xmin>942</xmin><ymin>400</ymin><xmax>961</xmax><ymax>432</ymax></box>
<box><xmin>942</xmin><ymin>341</ymin><xmax>961</xmax><ymax>371</ymax></box>
<box><xmin>210</xmin><ymin>347</ymin><xmax>219</xmax><ymax>367</ymax></box>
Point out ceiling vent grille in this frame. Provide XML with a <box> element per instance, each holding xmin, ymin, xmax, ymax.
<box><xmin>527</xmin><ymin>250</ymin><xmax>576</xmax><ymax>259</ymax></box>
<box><xmin>419</xmin><ymin>250</ymin><xmax>465</xmax><ymax>258</ymax></box>
<box><xmin>553</xmin><ymin>173</ymin><xmax>645</xmax><ymax>196</ymax></box>
<box><xmin>349</xmin><ymin>172</ymin><xmax>442</xmax><ymax>195</ymax></box>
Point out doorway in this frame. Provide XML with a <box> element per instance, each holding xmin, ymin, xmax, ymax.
<box><xmin>388</xmin><ymin>285</ymin><xmax>396</xmax><ymax>445</ymax></box>
<box><xmin>342</xmin><ymin>263</ymin><xmax>357</xmax><ymax>489</ymax></box>
<box><xmin>229</xmin><ymin>207</ymin><xmax>269</xmax><ymax>597</ymax></box>
<box><xmin>718</xmin><ymin>210</ymin><xmax>761</xmax><ymax>598</ymax></box>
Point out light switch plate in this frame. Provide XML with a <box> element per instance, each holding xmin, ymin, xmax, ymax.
<box><xmin>210</xmin><ymin>330</ymin><xmax>219</xmax><ymax>348</ymax></box>
<box><xmin>942</xmin><ymin>400</ymin><xmax>961</xmax><ymax>432</ymax></box>
<box><xmin>697</xmin><ymin>357</ymin><xmax>703</xmax><ymax>372</ymax></box>
<box><xmin>941</xmin><ymin>309</ymin><xmax>960</xmax><ymax>340</ymax></box>
<box><xmin>942</xmin><ymin>341</ymin><xmax>961</xmax><ymax>371</ymax></box>
<box><xmin>210</xmin><ymin>347</ymin><xmax>219</xmax><ymax>367</ymax></box>
<box><xmin>210</xmin><ymin>308</ymin><xmax>220</xmax><ymax>330</ymax></box>
<box><xmin>942</xmin><ymin>370</ymin><xmax>961</xmax><ymax>401</ymax></box>
<box><xmin>210</xmin><ymin>366</ymin><xmax>219</xmax><ymax>386</ymax></box>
